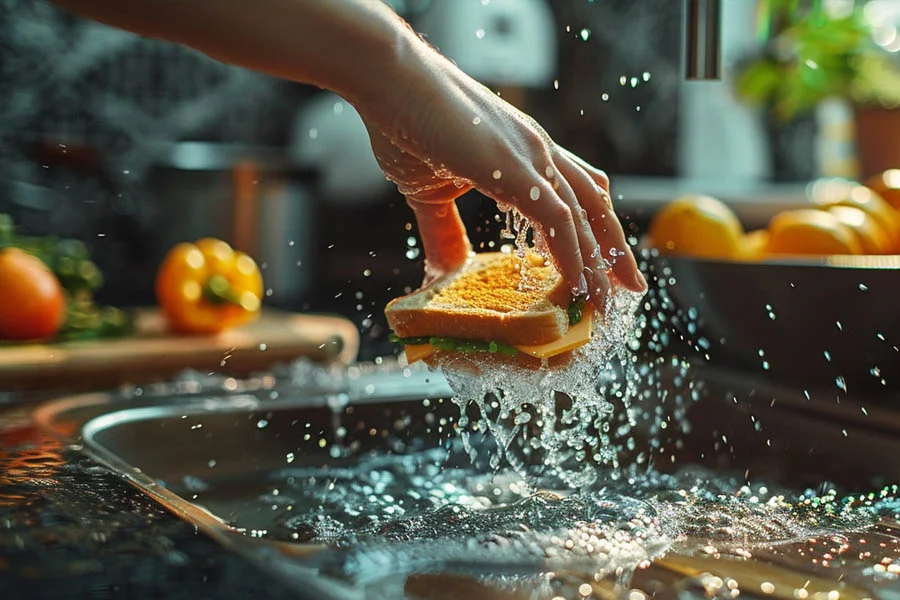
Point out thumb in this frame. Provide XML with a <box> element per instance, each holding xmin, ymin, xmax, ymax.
<box><xmin>407</xmin><ymin>198</ymin><xmax>471</xmax><ymax>280</ymax></box>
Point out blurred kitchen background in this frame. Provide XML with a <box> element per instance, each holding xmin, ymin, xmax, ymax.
<box><xmin>1</xmin><ymin>0</ymin><xmax>899</xmax><ymax>359</ymax></box>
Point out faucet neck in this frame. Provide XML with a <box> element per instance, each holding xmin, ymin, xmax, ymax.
<box><xmin>685</xmin><ymin>0</ymin><xmax>722</xmax><ymax>80</ymax></box>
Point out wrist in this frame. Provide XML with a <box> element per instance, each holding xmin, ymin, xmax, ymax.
<box><xmin>307</xmin><ymin>3</ymin><xmax>426</xmax><ymax>106</ymax></box>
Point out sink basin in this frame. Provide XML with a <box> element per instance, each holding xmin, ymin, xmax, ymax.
<box><xmin>33</xmin><ymin>360</ymin><xmax>900</xmax><ymax>600</ymax></box>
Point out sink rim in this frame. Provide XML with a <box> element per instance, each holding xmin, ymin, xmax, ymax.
<box><xmin>28</xmin><ymin>360</ymin><xmax>900</xmax><ymax>599</ymax></box>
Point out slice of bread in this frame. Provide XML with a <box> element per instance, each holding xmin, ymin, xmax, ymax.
<box><xmin>385</xmin><ymin>251</ymin><xmax>572</xmax><ymax>346</ymax></box>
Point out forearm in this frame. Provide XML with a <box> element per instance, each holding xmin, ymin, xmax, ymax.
<box><xmin>48</xmin><ymin>0</ymin><xmax>424</xmax><ymax>105</ymax></box>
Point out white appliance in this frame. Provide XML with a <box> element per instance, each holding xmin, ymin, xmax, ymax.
<box><xmin>415</xmin><ymin>0</ymin><xmax>557</xmax><ymax>87</ymax></box>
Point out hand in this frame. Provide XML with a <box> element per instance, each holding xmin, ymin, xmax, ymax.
<box><xmin>357</xmin><ymin>44</ymin><xmax>647</xmax><ymax>307</ymax></box>
<box><xmin>44</xmin><ymin>0</ymin><xmax>646</xmax><ymax>306</ymax></box>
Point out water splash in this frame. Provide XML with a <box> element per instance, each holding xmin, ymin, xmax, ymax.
<box><xmin>434</xmin><ymin>286</ymin><xmax>645</xmax><ymax>488</ymax></box>
<box><xmin>256</xmin><ymin>450</ymin><xmax>897</xmax><ymax>588</ymax></box>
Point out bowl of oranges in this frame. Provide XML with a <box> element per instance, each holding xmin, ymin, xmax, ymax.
<box><xmin>642</xmin><ymin>175</ymin><xmax>900</xmax><ymax>394</ymax></box>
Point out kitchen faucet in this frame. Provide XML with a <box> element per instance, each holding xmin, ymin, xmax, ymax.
<box><xmin>685</xmin><ymin>0</ymin><xmax>722</xmax><ymax>80</ymax></box>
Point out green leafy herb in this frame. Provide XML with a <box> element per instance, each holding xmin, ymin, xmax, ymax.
<box><xmin>733</xmin><ymin>1</ymin><xmax>900</xmax><ymax>121</ymax></box>
<box><xmin>390</xmin><ymin>333</ymin><xmax>518</xmax><ymax>356</ymax></box>
<box><xmin>567</xmin><ymin>296</ymin><xmax>586</xmax><ymax>326</ymax></box>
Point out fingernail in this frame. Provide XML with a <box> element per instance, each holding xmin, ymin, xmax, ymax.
<box><xmin>601</xmin><ymin>189</ymin><xmax>614</xmax><ymax>211</ymax></box>
<box><xmin>577</xmin><ymin>273</ymin><xmax>589</xmax><ymax>297</ymax></box>
<box><xmin>635</xmin><ymin>270</ymin><xmax>648</xmax><ymax>292</ymax></box>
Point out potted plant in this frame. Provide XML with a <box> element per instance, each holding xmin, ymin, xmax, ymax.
<box><xmin>734</xmin><ymin>0</ymin><xmax>900</xmax><ymax>178</ymax></box>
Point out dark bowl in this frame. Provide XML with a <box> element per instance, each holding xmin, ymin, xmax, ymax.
<box><xmin>643</xmin><ymin>252</ymin><xmax>900</xmax><ymax>395</ymax></box>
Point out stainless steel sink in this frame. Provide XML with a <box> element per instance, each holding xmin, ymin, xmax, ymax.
<box><xmin>32</xmin><ymin>360</ymin><xmax>900</xmax><ymax>600</ymax></box>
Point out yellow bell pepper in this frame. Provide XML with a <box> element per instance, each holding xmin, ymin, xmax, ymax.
<box><xmin>155</xmin><ymin>238</ymin><xmax>263</xmax><ymax>334</ymax></box>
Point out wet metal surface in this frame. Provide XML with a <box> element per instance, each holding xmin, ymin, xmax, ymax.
<box><xmin>3</xmin><ymin>362</ymin><xmax>900</xmax><ymax>599</ymax></box>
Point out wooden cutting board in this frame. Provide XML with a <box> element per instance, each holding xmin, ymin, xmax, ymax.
<box><xmin>0</xmin><ymin>308</ymin><xmax>360</xmax><ymax>392</ymax></box>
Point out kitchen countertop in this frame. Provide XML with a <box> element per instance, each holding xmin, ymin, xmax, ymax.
<box><xmin>0</xmin><ymin>403</ymin><xmax>299</xmax><ymax>600</ymax></box>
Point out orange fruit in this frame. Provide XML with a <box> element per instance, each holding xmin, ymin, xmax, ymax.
<box><xmin>809</xmin><ymin>177</ymin><xmax>900</xmax><ymax>251</ymax></box>
<box><xmin>0</xmin><ymin>248</ymin><xmax>67</xmax><ymax>340</ymax></box>
<box><xmin>766</xmin><ymin>209</ymin><xmax>862</xmax><ymax>256</ymax></box>
<box><xmin>825</xmin><ymin>205</ymin><xmax>892</xmax><ymax>254</ymax></box>
<box><xmin>648</xmin><ymin>194</ymin><xmax>744</xmax><ymax>260</ymax></box>
<box><xmin>864</xmin><ymin>169</ymin><xmax>900</xmax><ymax>212</ymax></box>
<box><xmin>741</xmin><ymin>229</ymin><xmax>770</xmax><ymax>260</ymax></box>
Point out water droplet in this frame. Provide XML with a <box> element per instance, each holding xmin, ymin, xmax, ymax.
<box><xmin>835</xmin><ymin>376</ymin><xmax>847</xmax><ymax>392</ymax></box>
<box><xmin>579</xmin><ymin>28</ymin><xmax>591</xmax><ymax>41</ymax></box>
<box><xmin>475</xmin><ymin>28</ymin><xmax>486</xmax><ymax>39</ymax></box>
<box><xmin>493</xmin><ymin>170</ymin><xmax>502</xmax><ymax>180</ymax></box>
<box><xmin>472</xmin><ymin>116</ymin><xmax>482</xmax><ymax>125</ymax></box>
<box><xmin>529</xmin><ymin>186</ymin><xmax>540</xmax><ymax>201</ymax></box>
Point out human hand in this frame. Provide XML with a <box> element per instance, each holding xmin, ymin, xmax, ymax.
<box><xmin>357</xmin><ymin>43</ymin><xmax>647</xmax><ymax>307</ymax></box>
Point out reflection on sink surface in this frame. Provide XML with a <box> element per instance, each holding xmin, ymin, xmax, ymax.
<box><xmin>31</xmin><ymin>359</ymin><xmax>900</xmax><ymax>600</ymax></box>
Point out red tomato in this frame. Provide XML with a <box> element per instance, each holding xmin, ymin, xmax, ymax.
<box><xmin>0</xmin><ymin>248</ymin><xmax>67</xmax><ymax>341</ymax></box>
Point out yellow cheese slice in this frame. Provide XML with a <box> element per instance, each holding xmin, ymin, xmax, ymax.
<box><xmin>403</xmin><ymin>343</ymin><xmax>436</xmax><ymax>364</ymax></box>
<box><xmin>512</xmin><ymin>307</ymin><xmax>593</xmax><ymax>359</ymax></box>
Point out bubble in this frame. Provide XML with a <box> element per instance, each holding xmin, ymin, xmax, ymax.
<box><xmin>529</xmin><ymin>186</ymin><xmax>541</xmax><ymax>201</ymax></box>
<box><xmin>493</xmin><ymin>170</ymin><xmax>503</xmax><ymax>180</ymax></box>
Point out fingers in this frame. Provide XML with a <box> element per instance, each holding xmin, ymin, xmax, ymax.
<box><xmin>544</xmin><ymin>167</ymin><xmax>610</xmax><ymax>308</ymax></box>
<box><xmin>554</xmin><ymin>152</ymin><xmax>647</xmax><ymax>294</ymax></box>
<box><xmin>506</xmin><ymin>174</ymin><xmax>586</xmax><ymax>296</ymax></box>
<box><xmin>407</xmin><ymin>199</ymin><xmax>472</xmax><ymax>279</ymax></box>
<box><xmin>559</xmin><ymin>147</ymin><xmax>610</xmax><ymax>192</ymax></box>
